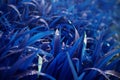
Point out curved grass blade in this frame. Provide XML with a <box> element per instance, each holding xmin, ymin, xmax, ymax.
<box><xmin>0</xmin><ymin>31</ymin><xmax>19</xmax><ymax>57</ymax></box>
<box><xmin>74</xmin><ymin>27</ymin><xmax>80</xmax><ymax>41</ymax></box>
<box><xmin>106</xmin><ymin>58</ymin><xmax>120</xmax><ymax>70</ymax></box>
<box><xmin>86</xmin><ymin>49</ymin><xmax>120</xmax><ymax>80</ymax></box>
<box><xmin>95</xmin><ymin>49</ymin><xmax>120</xmax><ymax>68</ymax></box>
<box><xmin>15</xmin><ymin>70</ymin><xmax>56</xmax><ymax>80</ymax></box>
<box><xmin>27</xmin><ymin>30</ymin><xmax>54</xmax><ymax>45</ymax></box>
<box><xmin>27</xmin><ymin>46</ymin><xmax>53</xmax><ymax>58</ymax></box>
<box><xmin>7</xmin><ymin>50</ymin><xmax>39</xmax><ymax>76</ymax></box>
<box><xmin>39</xmin><ymin>18</ymin><xmax>49</xmax><ymax>29</ymax></box>
<box><xmin>105</xmin><ymin>70</ymin><xmax>120</xmax><ymax>79</ymax></box>
<box><xmin>15</xmin><ymin>70</ymin><xmax>38</xmax><ymax>80</ymax></box>
<box><xmin>40</xmin><ymin>72</ymin><xmax>56</xmax><ymax>80</ymax></box>
<box><xmin>8</xmin><ymin>5</ymin><xmax>22</xmax><ymax>20</ymax></box>
<box><xmin>22</xmin><ymin>2</ymin><xmax>36</xmax><ymax>7</ymax></box>
<box><xmin>85</xmin><ymin>68</ymin><xmax>110</xmax><ymax>80</ymax></box>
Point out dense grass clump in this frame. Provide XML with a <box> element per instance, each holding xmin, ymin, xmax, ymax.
<box><xmin>0</xmin><ymin>0</ymin><xmax>120</xmax><ymax>80</ymax></box>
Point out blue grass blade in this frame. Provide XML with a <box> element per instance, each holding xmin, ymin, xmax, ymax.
<box><xmin>95</xmin><ymin>49</ymin><xmax>120</xmax><ymax>68</ymax></box>
<box><xmin>69</xmin><ymin>34</ymin><xmax>84</xmax><ymax>57</ymax></box>
<box><xmin>8</xmin><ymin>50</ymin><xmax>39</xmax><ymax>76</ymax></box>
<box><xmin>74</xmin><ymin>27</ymin><xmax>80</xmax><ymax>41</ymax></box>
<box><xmin>72</xmin><ymin>58</ymin><xmax>79</xmax><ymax>73</ymax></box>
<box><xmin>41</xmin><ymin>0</ymin><xmax>45</xmax><ymax>6</ymax></box>
<box><xmin>37</xmin><ymin>54</ymin><xmax>42</xmax><ymax>75</ymax></box>
<box><xmin>78</xmin><ymin>72</ymin><xmax>85</xmax><ymax>80</ymax></box>
<box><xmin>85</xmin><ymin>68</ymin><xmax>110</xmax><ymax>80</ymax></box>
<box><xmin>41</xmin><ymin>52</ymin><xmax>66</xmax><ymax>79</ymax></box>
<box><xmin>105</xmin><ymin>70</ymin><xmax>120</xmax><ymax>79</ymax></box>
<box><xmin>32</xmin><ymin>0</ymin><xmax>42</xmax><ymax>12</ymax></box>
<box><xmin>42</xmin><ymin>57</ymin><xmax>57</xmax><ymax>78</ymax></box>
<box><xmin>20</xmin><ymin>26</ymin><xmax>42</xmax><ymax>37</ymax></box>
<box><xmin>15</xmin><ymin>70</ymin><xmax>38</xmax><ymax>80</ymax></box>
<box><xmin>22</xmin><ymin>2</ymin><xmax>36</xmax><ymax>7</ymax></box>
<box><xmin>21</xmin><ymin>5</ymin><xmax>29</xmax><ymax>20</ymax></box>
<box><xmin>46</xmin><ymin>4</ymin><xmax>52</xmax><ymax>14</ymax></box>
<box><xmin>27</xmin><ymin>30</ymin><xmax>54</xmax><ymax>45</ymax></box>
<box><xmin>27</xmin><ymin>46</ymin><xmax>53</xmax><ymax>58</ymax></box>
<box><xmin>49</xmin><ymin>16</ymin><xmax>62</xmax><ymax>28</ymax></box>
<box><xmin>67</xmin><ymin>19</ymin><xmax>79</xmax><ymax>34</ymax></box>
<box><xmin>58</xmin><ymin>61</ymin><xmax>73</xmax><ymax>80</ymax></box>
<box><xmin>106</xmin><ymin>58</ymin><xmax>120</xmax><ymax>70</ymax></box>
<box><xmin>39</xmin><ymin>18</ymin><xmax>49</xmax><ymax>29</ymax></box>
<box><xmin>8</xmin><ymin>5</ymin><xmax>22</xmax><ymax>20</ymax></box>
<box><xmin>1</xmin><ymin>31</ymin><xmax>18</xmax><ymax>57</ymax></box>
<box><xmin>2</xmin><ymin>17</ymin><xmax>11</xmax><ymax>29</ymax></box>
<box><xmin>52</xmin><ymin>29</ymin><xmax>61</xmax><ymax>57</ymax></box>
<box><xmin>40</xmin><ymin>72</ymin><xmax>56</xmax><ymax>80</ymax></box>
<box><xmin>92</xmin><ymin>30</ymin><xmax>105</xmax><ymax>60</ymax></box>
<box><xmin>86</xmin><ymin>49</ymin><xmax>120</xmax><ymax>80</ymax></box>
<box><xmin>19</xmin><ymin>32</ymin><xmax>30</xmax><ymax>48</ymax></box>
<box><xmin>66</xmin><ymin>52</ymin><xmax>78</xmax><ymax>80</ymax></box>
<box><xmin>9</xmin><ymin>31</ymin><xmax>18</xmax><ymax>44</ymax></box>
<box><xmin>81</xmin><ymin>32</ymin><xmax>87</xmax><ymax>64</ymax></box>
<box><xmin>0</xmin><ymin>48</ymin><xmax>24</xmax><ymax>61</ymax></box>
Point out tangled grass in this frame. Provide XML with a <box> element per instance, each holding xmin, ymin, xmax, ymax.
<box><xmin>0</xmin><ymin>0</ymin><xmax>120</xmax><ymax>80</ymax></box>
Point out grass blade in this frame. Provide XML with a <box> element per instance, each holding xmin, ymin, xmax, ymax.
<box><xmin>105</xmin><ymin>70</ymin><xmax>120</xmax><ymax>79</ymax></box>
<box><xmin>66</xmin><ymin>52</ymin><xmax>78</xmax><ymax>80</ymax></box>
<box><xmin>27</xmin><ymin>31</ymin><xmax>54</xmax><ymax>45</ymax></box>
<box><xmin>52</xmin><ymin>29</ymin><xmax>61</xmax><ymax>57</ymax></box>
<box><xmin>8</xmin><ymin>4</ymin><xmax>21</xmax><ymax>20</ymax></box>
<box><xmin>85</xmin><ymin>68</ymin><xmax>110</xmax><ymax>80</ymax></box>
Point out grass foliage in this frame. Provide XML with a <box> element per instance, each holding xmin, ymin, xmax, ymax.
<box><xmin>0</xmin><ymin>0</ymin><xmax>120</xmax><ymax>80</ymax></box>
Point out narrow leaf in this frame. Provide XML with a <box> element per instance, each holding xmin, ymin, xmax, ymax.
<box><xmin>69</xmin><ymin>34</ymin><xmax>84</xmax><ymax>57</ymax></box>
<box><xmin>8</xmin><ymin>50</ymin><xmax>38</xmax><ymax>76</ymax></box>
<box><xmin>53</xmin><ymin>29</ymin><xmax>61</xmax><ymax>57</ymax></box>
<box><xmin>37</xmin><ymin>54</ymin><xmax>43</xmax><ymax>75</ymax></box>
<box><xmin>27</xmin><ymin>31</ymin><xmax>54</xmax><ymax>45</ymax></box>
<box><xmin>81</xmin><ymin>32</ymin><xmax>87</xmax><ymax>63</ymax></box>
<box><xmin>66</xmin><ymin>52</ymin><xmax>78</xmax><ymax>80</ymax></box>
<box><xmin>85</xmin><ymin>68</ymin><xmax>110</xmax><ymax>80</ymax></box>
<box><xmin>78</xmin><ymin>72</ymin><xmax>85</xmax><ymax>80</ymax></box>
<box><xmin>8</xmin><ymin>5</ymin><xmax>21</xmax><ymax>20</ymax></box>
<box><xmin>105</xmin><ymin>70</ymin><xmax>120</xmax><ymax>79</ymax></box>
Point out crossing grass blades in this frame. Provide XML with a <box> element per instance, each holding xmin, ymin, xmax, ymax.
<box><xmin>0</xmin><ymin>0</ymin><xmax>120</xmax><ymax>80</ymax></box>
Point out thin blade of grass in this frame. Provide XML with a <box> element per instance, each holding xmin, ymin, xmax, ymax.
<box><xmin>105</xmin><ymin>70</ymin><xmax>120</xmax><ymax>79</ymax></box>
<box><xmin>66</xmin><ymin>52</ymin><xmax>78</xmax><ymax>80</ymax></box>
<box><xmin>27</xmin><ymin>30</ymin><xmax>54</xmax><ymax>45</ymax></box>
<box><xmin>78</xmin><ymin>72</ymin><xmax>85</xmax><ymax>80</ymax></box>
<box><xmin>81</xmin><ymin>32</ymin><xmax>87</xmax><ymax>64</ymax></box>
<box><xmin>8</xmin><ymin>50</ymin><xmax>39</xmax><ymax>76</ymax></box>
<box><xmin>52</xmin><ymin>29</ymin><xmax>61</xmax><ymax>57</ymax></box>
<box><xmin>85</xmin><ymin>68</ymin><xmax>110</xmax><ymax>80</ymax></box>
<box><xmin>8</xmin><ymin>5</ymin><xmax>21</xmax><ymax>20</ymax></box>
<box><xmin>69</xmin><ymin>34</ymin><xmax>84</xmax><ymax>57</ymax></box>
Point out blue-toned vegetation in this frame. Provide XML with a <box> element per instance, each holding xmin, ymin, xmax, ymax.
<box><xmin>0</xmin><ymin>0</ymin><xmax>120</xmax><ymax>80</ymax></box>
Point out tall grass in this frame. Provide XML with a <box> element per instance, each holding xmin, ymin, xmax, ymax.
<box><xmin>0</xmin><ymin>0</ymin><xmax>120</xmax><ymax>80</ymax></box>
